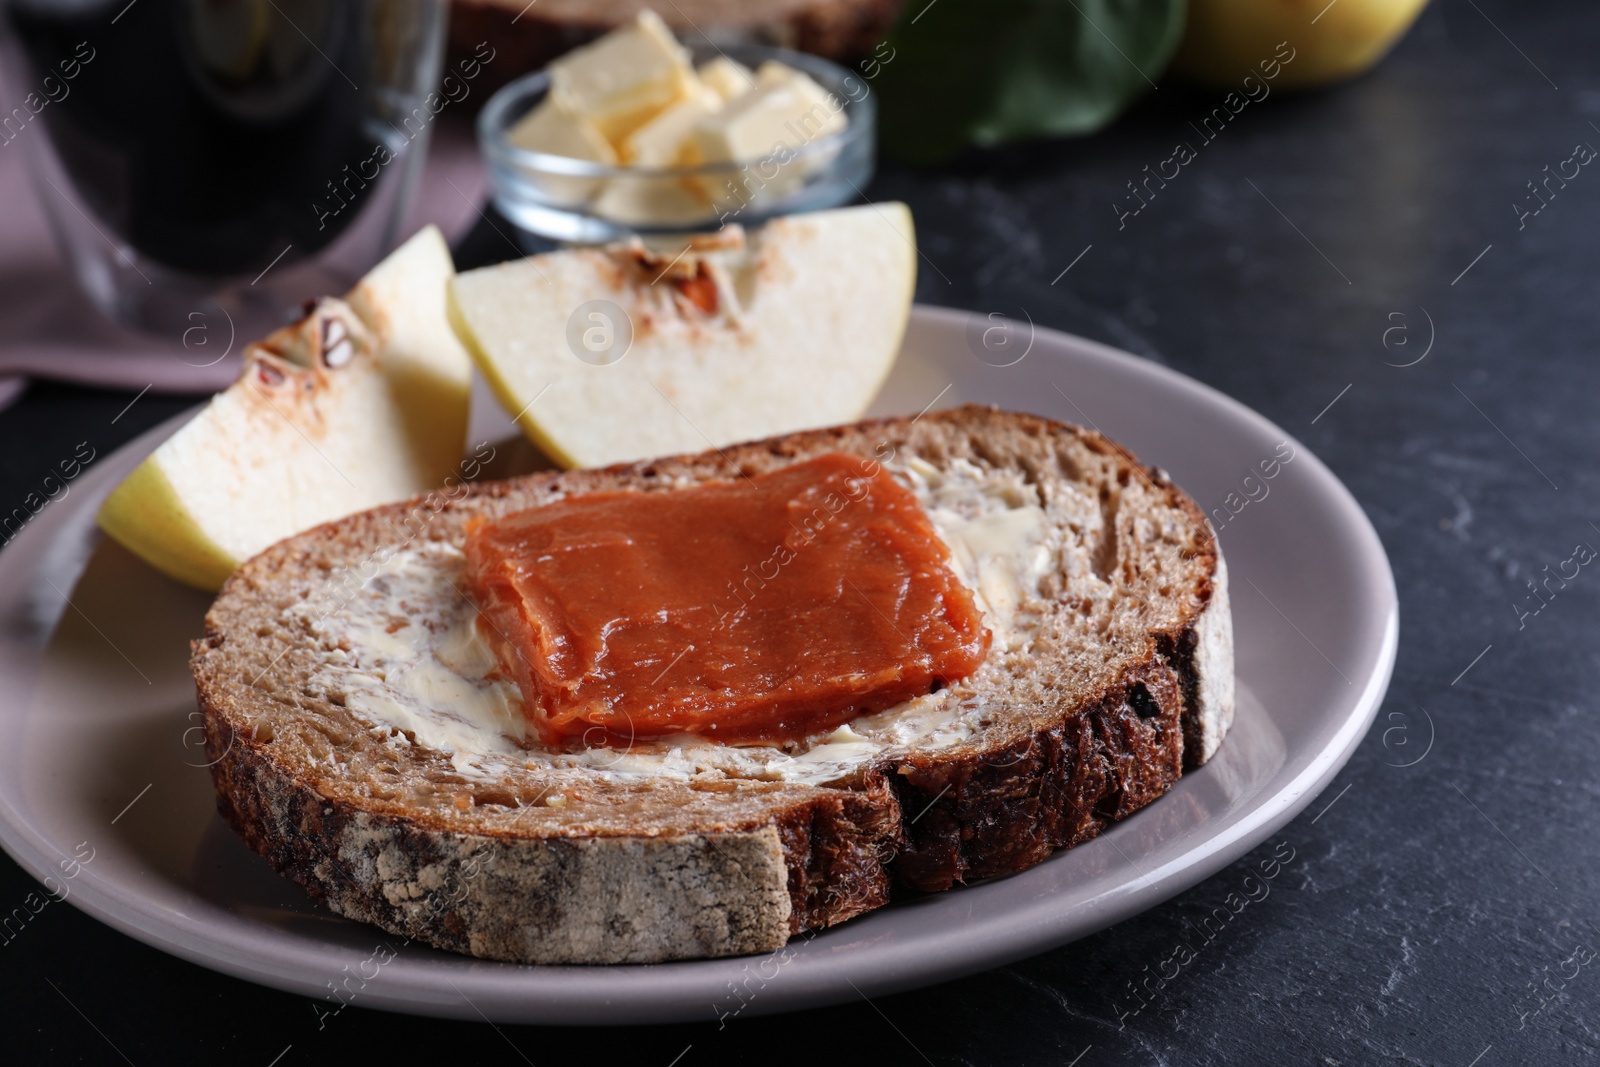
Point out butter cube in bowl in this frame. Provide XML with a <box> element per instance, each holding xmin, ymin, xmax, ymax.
<box><xmin>479</xmin><ymin>11</ymin><xmax>874</xmax><ymax>243</ymax></box>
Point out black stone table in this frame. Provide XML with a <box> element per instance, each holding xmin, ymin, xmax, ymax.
<box><xmin>4</xmin><ymin>1</ymin><xmax>1598</xmax><ymax>1062</ymax></box>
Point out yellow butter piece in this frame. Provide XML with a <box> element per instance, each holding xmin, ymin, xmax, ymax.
<box><xmin>592</xmin><ymin>174</ymin><xmax>711</xmax><ymax>225</ymax></box>
<box><xmin>506</xmin><ymin>98</ymin><xmax>618</xmax><ymax>163</ymax></box>
<box><xmin>754</xmin><ymin>60</ymin><xmax>805</xmax><ymax>89</ymax></box>
<box><xmin>697</xmin><ymin>57</ymin><xmax>755</xmax><ymax>103</ymax></box>
<box><xmin>753</xmin><ymin>60</ymin><xmax>849</xmax><ymax>130</ymax></box>
<box><xmin>687</xmin><ymin>65</ymin><xmax>848</xmax><ymax>207</ymax></box>
<box><xmin>691</xmin><ymin>65</ymin><xmax>846</xmax><ymax>165</ymax></box>
<box><xmin>549</xmin><ymin>10</ymin><xmax>695</xmax><ymax>143</ymax></box>
<box><xmin>620</xmin><ymin>81</ymin><xmax>721</xmax><ymax>166</ymax></box>
<box><xmin>504</xmin><ymin>99</ymin><xmax>616</xmax><ymax>203</ymax></box>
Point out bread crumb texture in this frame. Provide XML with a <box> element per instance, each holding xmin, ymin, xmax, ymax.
<box><xmin>193</xmin><ymin>406</ymin><xmax>1231</xmax><ymax>963</ymax></box>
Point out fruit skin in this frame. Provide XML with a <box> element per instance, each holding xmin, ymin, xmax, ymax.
<box><xmin>96</xmin><ymin>458</ymin><xmax>238</xmax><ymax>590</ymax></box>
<box><xmin>346</xmin><ymin>228</ymin><xmax>475</xmax><ymax>483</ymax></box>
<box><xmin>1172</xmin><ymin>0</ymin><xmax>1431</xmax><ymax>89</ymax></box>
<box><xmin>446</xmin><ymin>291</ymin><xmax>582</xmax><ymax>470</ymax></box>
<box><xmin>96</xmin><ymin>226</ymin><xmax>471</xmax><ymax>591</ymax></box>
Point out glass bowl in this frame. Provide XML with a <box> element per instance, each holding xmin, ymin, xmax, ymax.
<box><xmin>477</xmin><ymin>44</ymin><xmax>875</xmax><ymax>245</ymax></box>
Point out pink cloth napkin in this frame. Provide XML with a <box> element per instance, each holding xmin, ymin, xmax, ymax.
<box><xmin>0</xmin><ymin>115</ymin><xmax>488</xmax><ymax>409</ymax></box>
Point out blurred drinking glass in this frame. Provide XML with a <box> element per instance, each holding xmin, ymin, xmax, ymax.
<box><xmin>0</xmin><ymin>0</ymin><xmax>446</xmax><ymax>337</ymax></box>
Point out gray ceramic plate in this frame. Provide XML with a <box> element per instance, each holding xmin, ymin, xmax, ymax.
<box><xmin>0</xmin><ymin>307</ymin><xmax>1396</xmax><ymax>1024</ymax></box>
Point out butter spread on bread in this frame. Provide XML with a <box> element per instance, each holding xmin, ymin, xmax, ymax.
<box><xmin>292</xmin><ymin>450</ymin><xmax>1054</xmax><ymax>783</ymax></box>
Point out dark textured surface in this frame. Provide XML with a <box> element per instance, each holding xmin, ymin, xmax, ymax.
<box><xmin>4</xmin><ymin>0</ymin><xmax>1599</xmax><ymax>1062</ymax></box>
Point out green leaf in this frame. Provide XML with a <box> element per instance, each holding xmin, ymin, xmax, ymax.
<box><xmin>876</xmin><ymin>0</ymin><xmax>1188</xmax><ymax>165</ymax></box>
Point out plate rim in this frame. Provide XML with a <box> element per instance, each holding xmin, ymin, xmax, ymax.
<box><xmin>0</xmin><ymin>306</ymin><xmax>1398</xmax><ymax>1024</ymax></box>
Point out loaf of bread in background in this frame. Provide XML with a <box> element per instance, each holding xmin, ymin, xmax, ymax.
<box><xmin>449</xmin><ymin>0</ymin><xmax>906</xmax><ymax>93</ymax></box>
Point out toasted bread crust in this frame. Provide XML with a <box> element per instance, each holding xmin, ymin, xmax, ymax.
<box><xmin>209</xmin><ymin>722</ymin><xmax>804</xmax><ymax>962</ymax></box>
<box><xmin>193</xmin><ymin>406</ymin><xmax>1230</xmax><ymax>962</ymax></box>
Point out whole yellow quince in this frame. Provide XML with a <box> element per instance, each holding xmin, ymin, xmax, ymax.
<box><xmin>1172</xmin><ymin>0</ymin><xmax>1431</xmax><ymax>88</ymax></box>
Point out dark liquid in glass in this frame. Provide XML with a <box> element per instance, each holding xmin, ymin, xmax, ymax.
<box><xmin>6</xmin><ymin>0</ymin><xmax>386</xmax><ymax>276</ymax></box>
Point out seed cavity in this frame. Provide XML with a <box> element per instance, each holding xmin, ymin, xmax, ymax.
<box><xmin>322</xmin><ymin>317</ymin><xmax>354</xmax><ymax>368</ymax></box>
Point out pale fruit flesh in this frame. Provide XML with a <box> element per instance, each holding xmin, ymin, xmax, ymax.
<box><xmin>449</xmin><ymin>202</ymin><xmax>917</xmax><ymax>471</ymax></box>
<box><xmin>1172</xmin><ymin>0</ymin><xmax>1431</xmax><ymax>89</ymax></box>
<box><xmin>96</xmin><ymin>226</ymin><xmax>472</xmax><ymax>591</ymax></box>
<box><xmin>96</xmin><ymin>458</ymin><xmax>238</xmax><ymax>590</ymax></box>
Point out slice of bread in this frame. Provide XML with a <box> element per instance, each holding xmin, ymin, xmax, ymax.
<box><xmin>192</xmin><ymin>406</ymin><xmax>1231</xmax><ymax>964</ymax></box>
